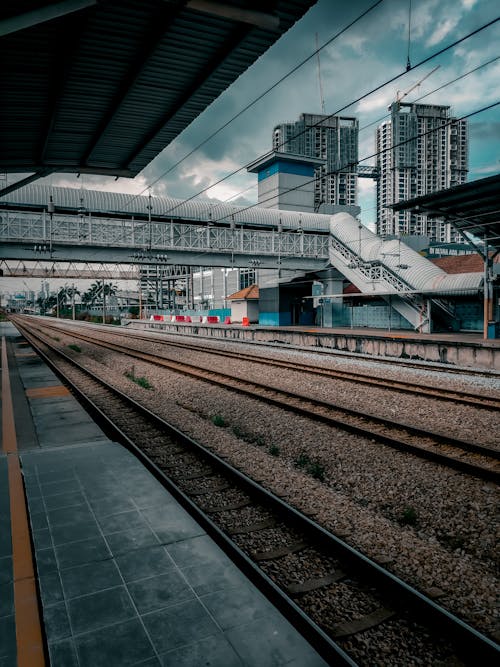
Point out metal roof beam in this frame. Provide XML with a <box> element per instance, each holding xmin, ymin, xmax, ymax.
<box><xmin>82</xmin><ymin>2</ymin><xmax>182</xmax><ymax>167</ymax></box>
<box><xmin>39</xmin><ymin>11</ymin><xmax>91</xmax><ymax>165</ymax></box>
<box><xmin>0</xmin><ymin>0</ymin><xmax>96</xmax><ymax>37</ymax></box>
<box><xmin>122</xmin><ymin>20</ymin><xmax>252</xmax><ymax>169</ymax></box>
<box><xmin>186</xmin><ymin>1</ymin><xmax>280</xmax><ymax>30</ymax></box>
<box><xmin>0</xmin><ymin>171</ymin><xmax>55</xmax><ymax>198</ymax></box>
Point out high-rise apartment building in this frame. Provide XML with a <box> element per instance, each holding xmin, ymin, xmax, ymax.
<box><xmin>376</xmin><ymin>102</ymin><xmax>468</xmax><ymax>241</ymax></box>
<box><xmin>272</xmin><ymin>113</ymin><xmax>359</xmax><ymax>211</ymax></box>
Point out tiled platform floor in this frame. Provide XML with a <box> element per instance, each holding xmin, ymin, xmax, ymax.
<box><xmin>1</xmin><ymin>324</ymin><xmax>327</xmax><ymax>666</ymax></box>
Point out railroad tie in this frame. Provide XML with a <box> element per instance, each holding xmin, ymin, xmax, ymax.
<box><xmin>253</xmin><ymin>540</ymin><xmax>308</xmax><ymax>561</ymax></box>
<box><xmin>286</xmin><ymin>571</ymin><xmax>346</xmax><ymax>595</ymax></box>
<box><xmin>204</xmin><ymin>499</ymin><xmax>252</xmax><ymax>512</ymax></box>
<box><xmin>187</xmin><ymin>482</ymin><xmax>230</xmax><ymax>495</ymax></box>
<box><xmin>173</xmin><ymin>470</ymin><xmax>214</xmax><ymax>481</ymax></box>
<box><xmin>328</xmin><ymin>607</ymin><xmax>396</xmax><ymax>638</ymax></box>
<box><xmin>228</xmin><ymin>519</ymin><xmax>277</xmax><ymax>535</ymax></box>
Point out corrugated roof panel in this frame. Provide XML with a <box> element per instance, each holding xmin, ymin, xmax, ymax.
<box><xmin>0</xmin><ymin>1</ymin><xmax>317</xmax><ymax>177</ymax></box>
<box><xmin>0</xmin><ymin>184</ymin><xmax>332</xmax><ymax>233</ymax></box>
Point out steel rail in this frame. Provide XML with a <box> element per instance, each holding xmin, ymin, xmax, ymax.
<box><xmin>23</xmin><ymin>317</ymin><xmax>500</xmax><ymax>407</ymax></box>
<box><xmin>21</xmin><ymin>320</ymin><xmax>500</xmax><ymax>482</ymax></box>
<box><xmin>14</xmin><ymin>321</ymin><xmax>500</xmax><ymax>666</ymax></box>
<box><xmin>111</xmin><ymin>328</ymin><xmax>500</xmax><ymax>409</ymax></box>
<box><xmin>23</xmin><ymin>316</ymin><xmax>500</xmax><ymax>379</ymax></box>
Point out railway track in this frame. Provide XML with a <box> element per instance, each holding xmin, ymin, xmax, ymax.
<box><xmin>143</xmin><ymin>320</ymin><xmax>499</xmax><ymax>378</ymax></box>
<box><xmin>17</xmin><ymin>318</ymin><xmax>500</xmax><ymax>482</ymax></box>
<box><xmin>29</xmin><ymin>317</ymin><xmax>500</xmax><ymax>409</ymax></box>
<box><xmin>14</xmin><ymin>322</ymin><xmax>500</xmax><ymax>667</ymax></box>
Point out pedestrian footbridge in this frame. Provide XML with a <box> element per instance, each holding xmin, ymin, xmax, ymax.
<box><xmin>1</xmin><ymin>186</ymin><xmax>482</xmax><ymax>331</ymax></box>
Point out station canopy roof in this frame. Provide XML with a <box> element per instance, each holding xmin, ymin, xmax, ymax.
<box><xmin>391</xmin><ymin>174</ymin><xmax>500</xmax><ymax>251</ymax></box>
<box><xmin>0</xmin><ymin>0</ymin><xmax>316</xmax><ymax>190</ymax></box>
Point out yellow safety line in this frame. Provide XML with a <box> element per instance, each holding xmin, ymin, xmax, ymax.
<box><xmin>26</xmin><ymin>386</ymin><xmax>70</xmax><ymax>399</ymax></box>
<box><xmin>2</xmin><ymin>337</ymin><xmax>46</xmax><ymax>667</ymax></box>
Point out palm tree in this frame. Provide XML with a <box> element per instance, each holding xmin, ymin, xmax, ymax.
<box><xmin>57</xmin><ymin>286</ymin><xmax>69</xmax><ymax>313</ymax></box>
<box><xmin>81</xmin><ymin>290</ymin><xmax>93</xmax><ymax>308</ymax></box>
<box><xmin>87</xmin><ymin>282</ymin><xmax>102</xmax><ymax>306</ymax></box>
<box><xmin>41</xmin><ymin>295</ymin><xmax>57</xmax><ymax>315</ymax></box>
<box><xmin>101</xmin><ymin>282</ymin><xmax>117</xmax><ymax>322</ymax></box>
<box><xmin>36</xmin><ymin>295</ymin><xmax>47</xmax><ymax>314</ymax></box>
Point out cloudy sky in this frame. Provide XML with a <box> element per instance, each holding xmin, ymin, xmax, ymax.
<box><xmin>3</xmin><ymin>0</ymin><xmax>499</xmax><ymax>295</ymax></box>
<box><xmin>43</xmin><ymin>0</ymin><xmax>500</xmax><ymax>225</ymax></box>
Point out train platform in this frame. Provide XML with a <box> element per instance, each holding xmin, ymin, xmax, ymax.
<box><xmin>0</xmin><ymin>321</ymin><xmax>327</xmax><ymax>667</ymax></box>
<box><xmin>131</xmin><ymin>319</ymin><xmax>500</xmax><ymax>370</ymax></box>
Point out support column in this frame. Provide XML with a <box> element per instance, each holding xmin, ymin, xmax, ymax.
<box><xmin>318</xmin><ymin>268</ymin><xmax>345</xmax><ymax>327</ymax></box>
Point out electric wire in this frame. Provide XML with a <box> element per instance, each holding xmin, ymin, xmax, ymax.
<box><xmin>358</xmin><ymin>55</ymin><xmax>500</xmax><ymax>134</ymax></box>
<box><xmin>197</xmin><ymin>55</ymin><xmax>499</xmax><ymax>217</ymax></box>
<box><xmin>159</xmin><ymin>15</ymin><xmax>500</xmax><ymax>216</ymax></box>
<box><xmin>210</xmin><ymin>100</ymin><xmax>499</xmax><ymax>223</ymax></box>
<box><xmin>119</xmin><ymin>0</ymin><xmax>384</xmax><ymax>210</ymax></box>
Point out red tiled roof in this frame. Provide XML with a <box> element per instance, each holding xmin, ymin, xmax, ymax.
<box><xmin>430</xmin><ymin>253</ymin><xmax>491</xmax><ymax>274</ymax></box>
<box><xmin>227</xmin><ymin>284</ymin><xmax>259</xmax><ymax>300</ymax></box>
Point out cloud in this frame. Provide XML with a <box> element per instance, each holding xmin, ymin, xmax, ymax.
<box><xmin>426</xmin><ymin>17</ymin><xmax>461</xmax><ymax>47</ymax></box>
<box><xmin>9</xmin><ymin>0</ymin><xmax>498</xmax><ymax>235</ymax></box>
<box><xmin>470</xmin><ymin>161</ymin><xmax>499</xmax><ymax>175</ymax></box>
<box><xmin>469</xmin><ymin>121</ymin><xmax>500</xmax><ymax>141</ymax></box>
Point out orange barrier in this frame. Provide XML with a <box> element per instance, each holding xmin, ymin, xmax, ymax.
<box><xmin>242</xmin><ymin>317</ymin><xmax>250</xmax><ymax>327</ymax></box>
<box><xmin>224</xmin><ymin>316</ymin><xmax>231</xmax><ymax>324</ymax></box>
<box><xmin>185</xmin><ymin>315</ymin><xmax>192</xmax><ymax>323</ymax></box>
<box><xmin>207</xmin><ymin>316</ymin><xmax>219</xmax><ymax>323</ymax></box>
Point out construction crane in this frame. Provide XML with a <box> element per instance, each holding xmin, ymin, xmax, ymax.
<box><xmin>395</xmin><ymin>65</ymin><xmax>440</xmax><ymax>107</ymax></box>
<box><xmin>315</xmin><ymin>33</ymin><xmax>325</xmax><ymax>114</ymax></box>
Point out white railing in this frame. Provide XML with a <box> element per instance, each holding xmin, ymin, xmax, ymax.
<box><xmin>0</xmin><ymin>210</ymin><xmax>329</xmax><ymax>259</ymax></box>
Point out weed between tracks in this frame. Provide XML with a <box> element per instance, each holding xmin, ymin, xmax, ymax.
<box><xmin>124</xmin><ymin>367</ymin><xmax>152</xmax><ymax>389</ymax></box>
<box><xmin>399</xmin><ymin>506</ymin><xmax>418</xmax><ymax>527</ymax></box>
<box><xmin>67</xmin><ymin>343</ymin><xmax>81</xmax><ymax>352</ymax></box>
<box><xmin>294</xmin><ymin>453</ymin><xmax>326</xmax><ymax>482</ymax></box>
<box><xmin>211</xmin><ymin>414</ymin><xmax>226</xmax><ymax>427</ymax></box>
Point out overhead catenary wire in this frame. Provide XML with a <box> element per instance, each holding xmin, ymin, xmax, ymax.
<box><xmin>359</xmin><ymin>55</ymin><xmax>500</xmax><ymax>134</ymax></box>
<box><xmin>150</xmin><ymin>100</ymin><xmax>497</xmax><ymax>265</ymax></box>
<box><xmin>406</xmin><ymin>0</ymin><xmax>412</xmax><ymax>71</ymax></box>
<box><xmin>159</xmin><ymin>15</ymin><xmax>500</xmax><ymax>217</ymax></box>
<box><xmin>210</xmin><ymin>100</ymin><xmax>500</xmax><ymax>224</ymax></box>
<box><xmin>198</xmin><ymin>55</ymin><xmax>499</xmax><ymax>218</ymax></box>
<box><xmin>119</xmin><ymin>0</ymin><xmax>384</xmax><ymax>210</ymax></box>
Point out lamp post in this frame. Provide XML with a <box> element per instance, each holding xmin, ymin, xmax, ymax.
<box><xmin>102</xmin><ymin>279</ymin><xmax>106</xmax><ymax>324</ymax></box>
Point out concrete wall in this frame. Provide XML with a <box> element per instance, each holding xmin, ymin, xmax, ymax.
<box><xmin>230</xmin><ymin>300</ymin><xmax>259</xmax><ymax>323</ymax></box>
<box><xmin>258</xmin><ymin>171</ymin><xmax>316</xmax><ymax>212</ymax></box>
<box><xmin>126</xmin><ymin>320</ymin><xmax>499</xmax><ymax>370</ymax></box>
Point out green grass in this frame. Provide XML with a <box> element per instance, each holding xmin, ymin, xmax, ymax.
<box><xmin>294</xmin><ymin>452</ymin><xmax>311</xmax><ymax>469</ymax></box>
<box><xmin>124</xmin><ymin>370</ymin><xmax>152</xmax><ymax>389</ymax></box>
<box><xmin>399</xmin><ymin>506</ymin><xmax>418</xmax><ymax>526</ymax></box>
<box><xmin>67</xmin><ymin>343</ymin><xmax>81</xmax><ymax>352</ymax></box>
<box><xmin>308</xmin><ymin>461</ymin><xmax>325</xmax><ymax>482</ymax></box>
<box><xmin>231</xmin><ymin>425</ymin><xmax>266</xmax><ymax>446</ymax></box>
<box><xmin>294</xmin><ymin>453</ymin><xmax>325</xmax><ymax>481</ymax></box>
<box><xmin>211</xmin><ymin>414</ymin><xmax>226</xmax><ymax>427</ymax></box>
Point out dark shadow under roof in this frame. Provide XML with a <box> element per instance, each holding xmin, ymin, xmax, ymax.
<box><xmin>0</xmin><ymin>0</ymin><xmax>315</xmax><ymax>186</ymax></box>
<box><xmin>391</xmin><ymin>174</ymin><xmax>500</xmax><ymax>250</ymax></box>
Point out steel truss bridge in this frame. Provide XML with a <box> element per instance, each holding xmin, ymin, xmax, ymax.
<box><xmin>0</xmin><ymin>209</ymin><xmax>329</xmax><ymax>274</ymax></box>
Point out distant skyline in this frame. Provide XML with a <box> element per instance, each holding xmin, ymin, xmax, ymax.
<box><xmin>2</xmin><ymin>0</ymin><xmax>499</xmax><ymax>295</ymax></box>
